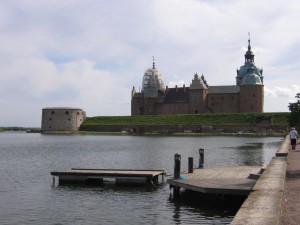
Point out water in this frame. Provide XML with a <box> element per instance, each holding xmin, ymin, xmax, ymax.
<box><xmin>0</xmin><ymin>132</ymin><xmax>282</xmax><ymax>225</ymax></box>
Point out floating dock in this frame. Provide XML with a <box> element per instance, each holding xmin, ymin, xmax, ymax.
<box><xmin>168</xmin><ymin>166</ymin><xmax>262</xmax><ymax>195</ymax></box>
<box><xmin>51</xmin><ymin>168</ymin><xmax>165</xmax><ymax>186</ymax></box>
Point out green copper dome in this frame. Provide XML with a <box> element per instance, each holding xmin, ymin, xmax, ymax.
<box><xmin>238</xmin><ymin>62</ymin><xmax>263</xmax><ymax>77</ymax></box>
<box><xmin>241</xmin><ymin>66</ymin><xmax>263</xmax><ymax>85</ymax></box>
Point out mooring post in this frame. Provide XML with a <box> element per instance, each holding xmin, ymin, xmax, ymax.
<box><xmin>188</xmin><ymin>157</ymin><xmax>193</xmax><ymax>173</ymax></box>
<box><xmin>199</xmin><ymin>148</ymin><xmax>204</xmax><ymax>168</ymax></box>
<box><xmin>174</xmin><ymin>153</ymin><xmax>181</xmax><ymax>179</ymax></box>
<box><xmin>173</xmin><ymin>153</ymin><xmax>181</xmax><ymax>197</ymax></box>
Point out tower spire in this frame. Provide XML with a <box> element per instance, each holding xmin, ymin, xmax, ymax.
<box><xmin>248</xmin><ymin>32</ymin><xmax>251</xmax><ymax>51</ymax></box>
<box><xmin>244</xmin><ymin>32</ymin><xmax>254</xmax><ymax>63</ymax></box>
<box><xmin>152</xmin><ymin>56</ymin><xmax>155</xmax><ymax>69</ymax></box>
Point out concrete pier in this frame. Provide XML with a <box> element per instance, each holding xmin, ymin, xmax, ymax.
<box><xmin>231</xmin><ymin>135</ymin><xmax>295</xmax><ymax>225</ymax></box>
<box><xmin>230</xmin><ymin>157</ymin><xmax>286</xmax><ymax>225</ymax></box>
<box><xmin>280</xmin><ymin>138</ymin><xmax>300</xmax><ymax>224</ymax></box>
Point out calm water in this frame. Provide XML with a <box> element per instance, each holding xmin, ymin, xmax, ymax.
<box><xmin>0</xmin><ymin>132</ymin><xmax>282</xmax><ymax>225</ymax></box>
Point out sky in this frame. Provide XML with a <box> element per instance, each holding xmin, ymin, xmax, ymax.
<box><xmin>0</xmin><ymin>0</ymin><xmax>300</xmax><ymax>127</ymax></box>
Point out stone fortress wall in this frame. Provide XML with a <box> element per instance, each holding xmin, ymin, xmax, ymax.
<box><xmin>41</xmin><ymin>107</ymin><xmax>86</xmax><ymax>132</ymax></box>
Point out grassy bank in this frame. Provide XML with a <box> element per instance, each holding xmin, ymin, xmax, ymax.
<box><xmin>82</xmin><ymin>112</ymin><xmax>289</xmax><ymax>126</ymax></box>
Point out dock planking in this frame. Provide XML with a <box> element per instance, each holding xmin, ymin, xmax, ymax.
<box><xmin>51</xmin><ymin>168</ymin><xmax>165</xmax><ymax>185</ymax></box>
<box><xmin>167</xmin><ymin>166</ymin><xmax>262</xmax><ymax>195</ymax></box>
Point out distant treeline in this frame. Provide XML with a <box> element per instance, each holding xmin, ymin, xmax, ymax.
<box><xmin>0</xmin><ymin>127</ymin><xmax>40</xmax><ymax>132</ymax></box>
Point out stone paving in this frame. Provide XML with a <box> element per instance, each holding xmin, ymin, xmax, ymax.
<box><xmin>281</xmin><ymin>138</ymin><xmax>300</xmax><ymax>225</ymax></box>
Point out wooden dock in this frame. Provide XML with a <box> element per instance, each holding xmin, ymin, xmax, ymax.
<box><xmin>51</xmin><ymin>168</ymin><xmax>165</xmax><ymax>185</ymax></box>
<box><xmin>167</xmin><ymin>166</ymin><xmax>262</xmax><ymax>195</ymax></box>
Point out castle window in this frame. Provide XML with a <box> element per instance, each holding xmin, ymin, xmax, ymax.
<box><xmin>252</xmin><ymin>94</ymin><xmax>255</xmax><ymax>97</ymax></box>
<box><xmin>231</xmin><ymin>97</ymin><xmax>234</xmax><ymax>100</ymax></box>
<box><xmin>68</xmin><ymin>118</ymin><xmax>71</xmax><ymax>121</ymax></box>
<box><xmin>211</xmin><ymin>97</ymin><xmax>214</xmax><ymax>100</ymax></box>
<box><xmin>65</xmin><ymin>111</ymin><xmax>69</xmax><ymax>115</ymax></box>
<box><xmin>51</xmin><ymin>111</ymin><xmax>55</xmax><ymax>115</ymax></box>
<box><xmin>49</xmin><ymin>118</ymin><xmax>52</xmax><ymax>121</ymax></box>
<box><xmin>77</xmin><ymin>112</ymin><xmax>80</xmax><ymax>115</ymax></box>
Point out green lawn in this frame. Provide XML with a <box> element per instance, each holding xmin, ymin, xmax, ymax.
<box><xmin>82</xmin><ymin>112</ymin><xmax>289</xmax><ymax>126</ymax></box>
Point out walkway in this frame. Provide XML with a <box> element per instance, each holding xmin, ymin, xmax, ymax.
<box><xmin>281</xmin><ymin>138</ymin><xmax>300</xmax><ymax>225</ymax></box>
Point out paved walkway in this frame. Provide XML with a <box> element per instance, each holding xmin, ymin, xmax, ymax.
<box><xmin>281</xmin><ymin>138</ymin><xmax>300</xmax><ymax>225</ymax></box>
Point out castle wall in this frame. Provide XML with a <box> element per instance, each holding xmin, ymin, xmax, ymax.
<box><xmin>159</xmin><ymin>102</ymin><xmax>189</xmax><ymax>114</ymax></box>
<box><xmin>41</xmin><ymin>108</ymin><xmax>86</xmax><ymax>132</ymax></box>
<box><xmin>143</xmin><ymin>98</ymin><xmax>159</xmax><ymax>115</ymax></box>
<box><xmin>131</xmin><ymin>97</ymin><xmax>144</xmax><ymax>115</ymax></box>
<box><xmin>188</xmin><ymin>89</ymin><xmax>208</xmax><ymax>114</ymax></box>
<box><xmin>239</xmin><ymin>85</ymin><xmax>264</xmax><ymax>112</ymax></box>
<box><xmin>207</xmin><ymin>93</ymin><xmax>240</xmax><ymax>113</ymax></box>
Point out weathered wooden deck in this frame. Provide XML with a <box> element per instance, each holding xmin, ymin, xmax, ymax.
<box><xmin>167</xmin><ymin>166</ymin><xmax>262</xmax><ymax>195</ymax></box>
<box><xmin>51</xmin><ymin>168</ymin><xmax>165</xmax><ymax>185</ymax></box>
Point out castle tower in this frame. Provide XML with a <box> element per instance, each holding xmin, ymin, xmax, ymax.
<box><xmin>236</xmin><ymin>35</ymin><xmax>263</xmax><ymax>86</ymax></box>
<box><xmin>238</xmin><ymin>36</ymin><xmax>264</xmax><ymax>112</ymax></box>
<box><xmin>131</xmin><ymin>58</ymin><xmax>165</xmax><ymax>115</ymax></box>
<box><xmin>41</xmin><ymin>107</ymin><xmax>86</xmax><ymax>132</ymax></box>
<box><xmin>188</xmin><ymin>73</ymin><xmax>208</xmax><ymax>114</ymax></box>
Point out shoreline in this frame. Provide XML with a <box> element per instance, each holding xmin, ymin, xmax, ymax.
<box><xmin>40</xmin><ymin>130</ymin><xmax>286</xmax><ymax>137</ymax></box>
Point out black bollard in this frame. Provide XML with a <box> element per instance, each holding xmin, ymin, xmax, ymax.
<box><xmin>174</xmin><ymin>153</ymin><xmax>181</xmax><ymax>179</ymax></box>
<box><xmin>199</xmin><ymin>148</ymin><xmax>204</xmax><ymax>168</ymax></box>
<box><xmin>188</xmin><ymin>157</ymin><xmax>193</xmax><ymax>173</ymax></box>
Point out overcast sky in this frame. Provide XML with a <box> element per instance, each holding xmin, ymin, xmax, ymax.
<box><xmin>0</xmin><ymin>0</ymin><xmax>299</xmax><ymax>127</ymax></box>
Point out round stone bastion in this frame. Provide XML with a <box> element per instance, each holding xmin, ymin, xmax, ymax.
<box><xmin>41</xmin><ymin>107</ymin><xmax>86</xmax><ymax>132</ymax></box>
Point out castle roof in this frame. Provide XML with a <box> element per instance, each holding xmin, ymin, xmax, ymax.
<box><xmin>142</xmin><ymin>58</ymin><xmax>165</xmax><ymax>92</ymax></box>
<box><xmin>241</xmin><ymin>67</ymin><xmax>263</xmax><ymax>85</ymax></box>
<box><xmin>208</xmin><ymin>86</ymin><xmax>240</xmax><ymax>94</ymax></box>
<box><xmin>189</xmin><ymin>73</ymin><xmax>208</xmax><ymax>89</ymax></box>
<box><xmin>160</xmin><ymin>87</ymin><xmax>189</xmax><ymax>103</ymax></box>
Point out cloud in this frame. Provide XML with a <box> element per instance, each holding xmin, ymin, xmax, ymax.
<box><xmin>1</xmin><ymin>0</ymin><xmax>300</xmax><ymax>126</ymax></box>
<box><xmin>265</xmin><ymin>85</ymin><xmax>300</xmax><ymax>101</ymax></box>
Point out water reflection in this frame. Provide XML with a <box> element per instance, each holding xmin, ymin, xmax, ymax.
<box><xmin>223</xmin><ymin>140</ymin><xmax>281</xmax><ymax>166</ymax></box>
<box><xmin>169</xmin><ymin>191</ymin><xmax>241</xmax><ymax>225</ymax></box>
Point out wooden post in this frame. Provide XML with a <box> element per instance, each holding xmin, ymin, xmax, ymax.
<box><xmin>174</xmin><ymin>153</ymin><xmax>181</xmax><ymax>179</ymax></box>
<box><xmin>173</xmin><ymin>153</ymin><xmax>181</xmax><ymax>197</ymax></box>
<box><xmin>199</xmin><ymin>148</ymin><xmax>204</xmax><ymax>168</ymax></box>
<box><xmin>188</xmin><ymin>157</ymin><xmax>193</xmax><ymax>173</ymax></box>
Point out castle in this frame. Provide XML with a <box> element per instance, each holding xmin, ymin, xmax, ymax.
<box><xmin>131</xmin><ymin>38</ymin><xmax>264</xmax><ymax>115</ymax></box>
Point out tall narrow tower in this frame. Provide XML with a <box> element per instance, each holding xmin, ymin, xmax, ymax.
<box><xmin>238</xmin><ymin>35</ymin><xmax>264</xmax><ymax>112</ymax></box>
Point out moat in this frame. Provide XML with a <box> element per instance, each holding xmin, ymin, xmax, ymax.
<box><xmin>0</xmin><ymin>132</ymin><xmax>282</xmax><ymax>225</ymax></box>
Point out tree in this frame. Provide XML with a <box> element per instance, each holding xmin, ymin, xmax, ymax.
<box><xmin>288</xmin><ymin>93</ymin><xmax>300</xmax><ymax>127</ymax></box>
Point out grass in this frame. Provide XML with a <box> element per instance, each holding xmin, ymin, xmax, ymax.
<box><xmin>82</xmin><ymin>112</ymin><xmax>289</xmax><ymax>126</ymax></box>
